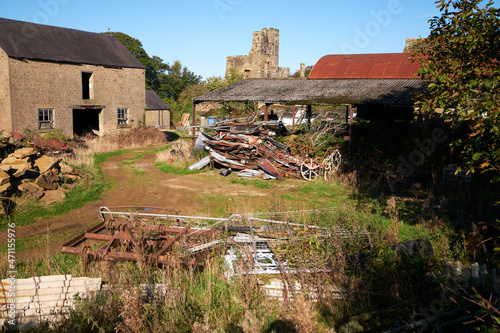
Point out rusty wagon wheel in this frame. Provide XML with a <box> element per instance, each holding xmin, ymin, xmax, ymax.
<box><xmin>300</xmin><ymin>158</ymin><xmax>320</xmax><ymax>181</ymax></box>
<box><xmin>322</xmin><ymin>149</ymin><xmax>342</xmax><ymax>182</ymax></box>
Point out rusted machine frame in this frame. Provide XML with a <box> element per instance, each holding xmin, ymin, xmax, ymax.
<box><xmin>61</xmin><ymin>206</ymin><xmax>372</xmax><ymax>270</ymax></box>
<box><xmin>61</xmin><ymin>212</ymin><xmax>217</xmax><ymax>267</ymax></box>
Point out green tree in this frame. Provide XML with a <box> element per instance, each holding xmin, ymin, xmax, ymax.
<box><xmin>204</xmin><ymin>68</ymin><xmax>244</xmax><ymax>91</ymax></box>
<box><xmin>106</xmin><ymin>32</ymin><xmax>201</xmax><ymax>101</ymax></box>
<box><xmin>160</xmin><ymin>60</ymin><xmax>202</xmax><ymax>101</ymax></box>
<box><xmin>104</xmin><ymin>32</ymin><xmax>161</xmax><ymax>91</ymax></box>
<box><xmin>177</xmin><ymin>84</ymin><xmax>208</xmax><ymax>105</ymax></box>
<box><xmin>204</xmin><ymin>68</ymin><xmax>249</xmax><ymax>118</ymax></box>
<box><xmin>146</xmin><ymin>55</ymin><xmax>169</xmax><ymax>92</ymax></box>
<box><xmin>105</xmin><ymin>32</ymin><xmax>149</xmax><ymax>65</ymax></box>
<box><xmin>414</xmin><ymin>0</ymin><xmax>500</xmax><ymax>179</ymax></box>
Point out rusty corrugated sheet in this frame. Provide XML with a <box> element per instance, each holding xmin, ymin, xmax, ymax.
<box><xmin>308</xmin><ymin>53</ymin><xmax>422</xmax><ymax>79</ymax></box>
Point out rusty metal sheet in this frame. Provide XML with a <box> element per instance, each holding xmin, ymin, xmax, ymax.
<box><xmin>257</xmin><ymin>158</ymin><xmax>284</xmax><ymax>180</ymax></box>
<box><xmin>309</xmin><ymin>53</ymin><xmax>422</xmax><ymax>79</ymax></box>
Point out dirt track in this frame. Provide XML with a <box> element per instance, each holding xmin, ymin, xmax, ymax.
<box><xmin>7</xmin><ymin>145</ymin><xmax>301</xmax><ymax>261</ymax></box>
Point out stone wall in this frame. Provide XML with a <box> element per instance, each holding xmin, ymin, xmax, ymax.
<box><xmin>226</xmin><ymin>28</ymin><xmax>289</xmax><ymax>79</ymax></box>
<box><xmin>0</xmin><ymin>48</ymin><xmax>12</xmax><ymax>133</ymax></box>
<box><xmin>145</xmin><ymin>109</ymin><xmax>170</xmax><ymax>129</ymax></box>
<box><xmin>403</xmin><ymin>38</ymin><xmax>427</xmax><ymax>53</ymax></box>
<box><xmin>6</xmin><ymin>58</ymin><xmax>145</xmax><ymax>136</ymax></box>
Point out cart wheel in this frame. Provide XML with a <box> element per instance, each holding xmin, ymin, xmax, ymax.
<box><xmin>300</xmin><ymin>158</ymin><xmax>319</xmax><ymax>181</ymax></box>
<box><xmin>322</xmin><ymin>150</ymin><xmax>342</xmax><ymax>182</ymax></box>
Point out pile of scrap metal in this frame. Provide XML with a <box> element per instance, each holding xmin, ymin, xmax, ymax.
<box><xmin>190</xmin><ymin>118</ymin><xmax>341</xmax><ymax>181</ymax></box>
<box><xmin>61</xmin><ymin>206</ymin><xmax>371</xmax><ymax>272</ymax></box>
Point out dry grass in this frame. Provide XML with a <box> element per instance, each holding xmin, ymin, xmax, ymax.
<box><xmin>81</xmin><ymin>128</ymin><xmax>168</xmax><ymax>154</ymax></box>
<box><xmin>62</xmin><ymin>128</ymin><xmax>169</xmax><ymax>172</ymax></box>
<box><xmin>62</xmin><ymin>148</ymin><xmax>97</xmax><ymax>175</ymax></box>
<box><xmin>155</xmin><ymin>143</ymin><xmax>192</xmax><ymax>163</ymax></box>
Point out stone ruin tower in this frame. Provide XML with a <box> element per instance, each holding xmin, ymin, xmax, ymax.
<box><xmin>226</xmin><ymin>28</ymin><xmax>290</xmax><ymax>79</ymax></box>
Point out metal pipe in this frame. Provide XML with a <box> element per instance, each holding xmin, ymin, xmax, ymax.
<box><xmin>98</xmin><ymin>210</ymin><xmax>228</xmax><ymax>223</ymax></box>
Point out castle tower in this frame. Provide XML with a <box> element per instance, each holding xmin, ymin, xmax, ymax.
<box><xmin>226</xmin><ymin>28</ymin><xmax>281</xmax><ymax>79</ymax></box>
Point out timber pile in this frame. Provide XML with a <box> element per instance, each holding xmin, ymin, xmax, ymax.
<box><xmin>0</xmin><ymin>148</ymin><xmax>91</xmax><ymax>214</ymax></box>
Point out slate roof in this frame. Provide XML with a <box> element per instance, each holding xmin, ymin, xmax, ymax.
<box><xmin>0</xmin><ymin>17</ymin><xmax>144</xmax><ymax>69</ymax></box>
<box><xmin>308</xmin><ymin>53</ymin><xmax>422</xmax><ymax>79</ymax></box>
<box><xmin>146</xmin><ymin>90</ymin><xmax>170</xmax><ymax>110</ymax></box>
<box><xmin>193</xmin><ymin>79</ymin><xmax>426</xmax><ymax>106</ymax></box>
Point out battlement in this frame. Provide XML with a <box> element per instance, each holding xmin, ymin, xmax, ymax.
<box><xmin>227</xmin><ymin>27</ymin><xmax>287</xmax><ymax>79</ymax></box>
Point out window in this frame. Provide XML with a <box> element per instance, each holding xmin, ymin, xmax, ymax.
<box><xmin>117</xmin><ymin>108</ymin><xmax>129</xmax><ymax>126</ymax></box>
<box><xmin>82</xmin><ymin>72</ymin><xmax>94</xmax><ymax>99</ymax></box>
<box><xmin>38</xmin><ymin>108</ymin><xmax>54</xmax><ymax>130</ymax></box>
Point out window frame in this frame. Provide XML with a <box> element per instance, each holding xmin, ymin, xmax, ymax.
<box><xmin>117</xmin><ymin>107</ymin><xmax>129</xmax><ymax>126</ymax></box>
<box><xmin>38</xmin><ymin>108</ymin><xmax>54</xmax><ymax>130</ymax></box>
<box><xmin>82</xmin><ymin>71</ymin><xmax>94</xmax><ymax>100</ymax></box>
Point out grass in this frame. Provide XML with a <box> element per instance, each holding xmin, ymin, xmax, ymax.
<box><xmin>0</xmin><ymin>148</ymin><xmax>131</xmax><ymax>231</ymax></box>
<box><xmin>94</xmin><ymin>149</ymin><xmax>132</xmax><ymax>164</ymax></box>
<box><xmin>230</xmin><ymin>178</ymin><xmax>275</xmax><ymax>189</ymax></box>
<box><xmin>0</xmin><ymin>178</ymin><xmax>108</xmax><ymax>231</ymax></box>
<box><xmin>3</xmin><ymin>129</ymin><xmax>493</xmax><ymax>331</ymax></box>
<box><xmin>3</xmin><ymin>175</ymin><xmax>478</xmax><ymax>331</ymax></box>
<box><xmin>0</xmin><ymin>231</ymin><xmax>72</xmax><ymax>254</ymax></box>
<box><xmin>155</xmin><ymin>161</ymin><xmax>201</xmax><ymax>176</ymax></box>
<box><xmin>131</xmin><ymin>153</ymin><xmax>145</xmax><ymax>160</ymax></box>
<box><xmin>151</xmin><ymin>144</ymin><xmax>171</xmax><ymax>153</ymax></box>
<box><xmin>132</xmin><ymin>169</ymin><xmax>147</xmax><ymax>177</ymax></box>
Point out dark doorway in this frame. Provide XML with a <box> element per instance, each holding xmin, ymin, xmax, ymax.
<box><xmin>73</xmin><ymin>108</ymin><xmax>101</xmax><ymax>136</ymax></box>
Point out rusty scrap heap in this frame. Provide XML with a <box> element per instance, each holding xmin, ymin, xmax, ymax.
<box><xmin>192</xmin><ymin>118</ymin><xmax>341</xmax><ymax>181</ymax></box>
<box><xmin>61</xmin><ymin>206</ymin><xmax>372</xmax><ymax>272</ymax></box>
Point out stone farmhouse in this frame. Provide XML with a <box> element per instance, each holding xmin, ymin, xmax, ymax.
<box><xmin>0</xmin><ymin>18</ymin><xmax>146</xmax><ymax>137</ymax></box>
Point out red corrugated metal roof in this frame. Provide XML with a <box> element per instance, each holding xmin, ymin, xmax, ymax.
<box><xmin>308</xmin><ymin>53</ymin><xmax>422</xmax><ymax>79</ymax></box>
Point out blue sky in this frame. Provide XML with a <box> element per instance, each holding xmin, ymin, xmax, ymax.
<box><xmin>0</xmin><ymin>0</ymin><xmax>441</xmax><ymax>79</ymax></box>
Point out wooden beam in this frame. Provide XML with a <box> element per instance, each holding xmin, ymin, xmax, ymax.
<box><xmin>348</xmin><ymin>105</ymin><xmax>354</xmax><ymax>157</ymax></box>
<box><xmin>264</xmin><ymin>103</ymin><xmax>271</xmax><ymax>122</ymax></box>
<box><xmin>191</xmin><ymin>102</ymin><xmax>196</xmax><ymax>137</ymax></box>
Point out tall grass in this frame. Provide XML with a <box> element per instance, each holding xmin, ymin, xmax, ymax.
<box><xmin>2</xmin><ymin>128</ymin><xmax>471</xmax><ymax>331</ymax></box>
<box><xmin>82</xmin><ymin>128</ymin><xmax>168</xmax><ymax>153</ymax></box>
<box><xmin>154</xmin><ymin>142</ymin><xmax>206</xmax><ymax>176</ymax></box>
<box><xmin>21</xmin><ymin>204</ymin><xmax>445</xmax><ymax>332</ymax></box>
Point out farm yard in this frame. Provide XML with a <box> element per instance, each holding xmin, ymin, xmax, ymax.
<box><xmin>0</xmin><ymin>0</ymin><xmax>499</xmax><ymax>331</ymax></box>
<box><xmin>0</xmin><ymin>125</ymin><xmax>498</xmax><ymax>332</ymax></box>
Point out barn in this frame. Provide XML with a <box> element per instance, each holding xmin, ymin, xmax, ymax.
<box><xmin>0</xmin><ymin>18</ymin><xmax>146</xmax><ymax>137</ymax></box>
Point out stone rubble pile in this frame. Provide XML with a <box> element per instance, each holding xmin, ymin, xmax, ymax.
<box><xmin>0</xmin><ymin>147</ymin><xmax>90</xmax><ymax>213</ymax></box>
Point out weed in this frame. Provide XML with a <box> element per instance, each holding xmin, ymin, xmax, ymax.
<box><xmin>82</xmin><ymin>128</ymin><xmax>168</xmax><ymax>153</ymax></box>
<box><xmin>133</xmin><ymin>169</ymin><xmax>147</xmax><ymax>177</ymax></box>
<box><xmin>155</xmin><ymin>162</ymin><xmax>200</xmax><ymax>176</ymax></box>
<box><xmin>231</xmin><ymin>178</ymin><xmax>275</xmax><ymax>189</ymax></box>
<box><xmin>131</xmin><ymin>153</ymin><xmax>145</xmax><ymax>160</ymax></box>
<box><xmin>0</xmin><ymin>177</ymin><xmax>108</xmax><ymax>231</ymax></box>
